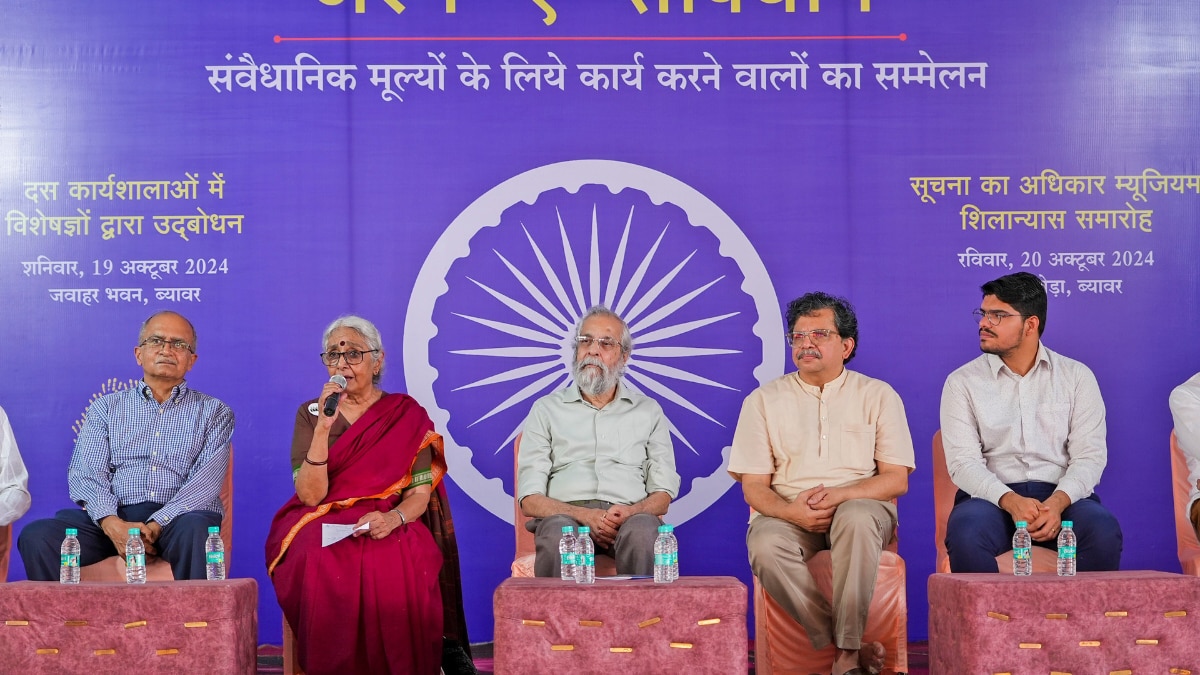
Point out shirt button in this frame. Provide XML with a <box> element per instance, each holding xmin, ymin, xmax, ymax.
<box><xmin>821</xmin><ymin>434</ymin><xmax>827</xmax><ymax>439</ymax></box>
<box><xmin>155</xmin><ymin>432</ymin><xmax>160</xmax><ymax>437</ymax></box>
<box><xmin>152</xmin><ymin>466</ymin><xmax>158</xmax><ymax>472</ymax></box>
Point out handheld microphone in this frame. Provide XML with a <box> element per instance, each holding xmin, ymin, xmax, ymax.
<box><xmin>322</xmin><ymin>375</ymin><xmax>347</xmax><ymax>417</ymax></box>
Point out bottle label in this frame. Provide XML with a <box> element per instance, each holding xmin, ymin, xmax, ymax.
<box><xmin>581</xmin><ymin>553</ymin><xmax>594</xmax><ymax>566</ymax></box>
<box><xmin>655</xmin><ymin>553</ymin><xmax>667</xmax><ymax>566</ymax></box>
<box><xmin>561</xmin><ymin>552</ymin><xmax>576</xmax><ymax>566</ymax></box>
<box><xmin>60</xmin><ymin>553</ymin><xmax>79</xmax><ymax>568</ymax></box>
<box><xmin>128</xmin><ymin>553</ymin><xmax>145</xmax><ymax>567</ymax></box>
<box><xmin>671</xmin><ymin>551</ymin><xmax>678</xmax><ymax>566</ymax></box>
<box><xmin>1013</xmin><ymin>547</ymin><xmax>1031</xmax><ymax>560</ymax></box>
<box><xmin>1058</xmin><ymin>545</ymin><xmax>1076</xmax><ymax>559</ymax></box>
<box><xmin>206</xmin><ymin>551</ymin><xmax>224</xmax><ymax>565</ymax></box>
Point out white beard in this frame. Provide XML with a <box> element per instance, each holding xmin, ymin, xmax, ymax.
<box><xmin>574</xmin><ymin>355</ymin><xmax>624</xmax><ymax>397</ymax></box>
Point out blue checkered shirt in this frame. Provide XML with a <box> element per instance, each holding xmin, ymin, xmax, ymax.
<box><xmin>68</xmin><ymin>379</ymin><xmax>235</xmax><ymax>526</ymax></box>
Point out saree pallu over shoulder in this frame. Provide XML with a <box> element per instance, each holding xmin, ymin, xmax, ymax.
<box><xmin>265</xmin><ymin>393</ymin><xmax>438</xmax><ymax>574</ymax></box>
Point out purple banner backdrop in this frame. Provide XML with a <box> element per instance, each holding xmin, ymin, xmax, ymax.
<box><xmin>2</xmin><ymin>0</ymin><xmax>1198</xmax><ymax>644</ymax></box>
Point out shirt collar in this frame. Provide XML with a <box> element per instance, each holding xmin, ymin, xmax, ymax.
<box><xmin>793</xmin><ymin>366</ymin><xmax>849</xmax><ymax>396</ymax></box>
<box><xmin>563</xmin><ymin>380</ymin><xmax>633</xmax><ymax>406</ymax></box>
<box><xmin>137</xmin><ymin>379</ymin><xmax>189</xmax><ymax>403</ymax></box>
<box><xmin>985</xmin><ymin>342</ymin><xmax>1051</xmax><ymax>378</ymax></box>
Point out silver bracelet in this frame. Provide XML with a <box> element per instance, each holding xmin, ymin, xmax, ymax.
<box><xmin>392</xmin><ymin>508</ymin><xmax>407</xmax><ymax>526</ymax></box>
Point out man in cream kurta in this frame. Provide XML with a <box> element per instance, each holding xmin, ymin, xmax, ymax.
<box><xmin>729</xmin><ymin>292</ymin><xmax>914</xmax><ymax>675</ymax></box>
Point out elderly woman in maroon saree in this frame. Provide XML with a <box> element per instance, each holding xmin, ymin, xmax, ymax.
<box><xmin>265</xmin><ymin>316</ymin><xmax>470</xmax><ymax>675</ymax></box>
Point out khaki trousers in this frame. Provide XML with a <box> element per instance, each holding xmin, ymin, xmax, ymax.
<box><xmin>747</xmin><ymin>498</ymin><xmax>896</xmax><ymax>651</ymax></box>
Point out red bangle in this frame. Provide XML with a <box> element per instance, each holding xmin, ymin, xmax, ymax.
<box><xmin>303</xmin><ymin>456</ymin><xmax>328</xmax><ymax>466</ymax></box>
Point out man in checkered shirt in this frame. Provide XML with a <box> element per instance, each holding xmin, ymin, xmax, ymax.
<box><xmin>18</xmin><ymin>311</ymin><xmax>235</xmax><ymax>580</ymax></box>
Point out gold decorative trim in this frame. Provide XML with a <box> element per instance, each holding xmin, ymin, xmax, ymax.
<box><xmin>1136</xmin><ymin>638</ymin><xmax>1159</xmax><ymax>645</ymax></box>
<box><xmin>4</xmin><ymin>620</ymin><xmax>29</xmax><ymax>626</ymax></box>
<box><xmin>609</xmin><ymin>647</ymin><xmax>633</xmax><ymax>653</ymax></box>
<box><xmin>1169</xmin><ymin>668</ymin><xmax>1192</xmax><ymax>675</ymax></box>
<box><xmin>549</xmin><ymin>645</ymin><xmax>574</xmax><ymax>651</ymax></box>
<box><xmin>986</xmin><ymin>611</ymin><xmax>1009</xmax><ymax>621</ymax></box>
<box><xmin>124</xmin><ymin>620</ymin><xmax>147</xmax><ymax>629</ymax></box>
<box><xmin>1109</xmin><ymin>670</ymin><xmax>1133</xmax><ymax>675</ymax></box>
<box><xmin>992</xmin><ymin>672</ymin><xmax>1013</xmax><ymax>675</ymax></box>
<box><xmin>697</xmin><ymin>618</ymin><xmax>721</xmax><ymax>626</ymax></box>
<box><xmin>36</xmin><ymin>649</ymin><xmax>59</xmax><ymax>655</ymax></box>
<box><xmin>1164</xmin><ymin>610</ymin><xmax>1187</xmax><ymax>618</ymax></box>
<box><xmin>579</xmin><ymin>620</ymin><xmax>603</xmax><ymax>627</ymax></box>
<box><xmin>64</xmin><ymin>620</ymin><xmax>87</xmax><ymax>627</ymax></box>
<box><xmin>156</xmin><ymin>649</ymin><xmax>180</xmax><ymax>656</ymax></box>
<box><xmin>670</xmin><ymin>642</ymin><xmax>694</xmax><ymax>649</ymax></box>
<box><xmin>183</xmin><ymin>621</ymin><xmax>208</xmax><ymax>628</ymax></box>
<box><xmin>1045</xmin><ymin>613</ymin><xmax>1068</xmax><ymax>620</ymax></box>
<box><xmin>1104</xmin><ymin>611</ymin><xmax>1128</xmax><ymax>617</ymax></box>
<box><xmin>94</xmin><ymin>649</ymin><xmax>116</xmax><ymax>656</ymax></box>
<box><xmin>1079</xmin><ymin>640</ymin><xmax>1101</xmax><ymax>647</ymax></box>
<box><xmin>1050</xmin><ymin>671</ymin><xmax>1072</xmax><ymax>675</ymax></box>
<box><xmin>637</xmin><ymin>617</ymin><xmax>661</xmax><ymax>628</ymax></box>
<box><xmin>1018</xmin><ymin>642</ymin><xmax>1042</xmax><ymax>649</ymax></box>
<box><xmin>521</xmin><ymin>619</ymin><xmax>545</xmax><ymax>627</ymax></box>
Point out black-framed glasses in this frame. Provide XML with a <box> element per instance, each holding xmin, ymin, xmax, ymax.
<box><xmin>320</xmin><ymin>349</ymin><xmax>379</xmax><ymax>366</ymax></box>
<box><xmin>786</xmin><ymin>329</ymin><xmax>840</xmax><ymax>346</ymax></box>
<box><xmin>139</xmin><ymin>336</ymin><xmax>194</xmax><ymax>354</ymax></box>
<box><xmin>972</xmin><ymin>309</ymin><xmax>1028</xmax><ymax>327</ymax></box>
<box><xmin>575</xmin><ymin>335</ymin><xmax>622</xmax><ymax>352</ymax></box>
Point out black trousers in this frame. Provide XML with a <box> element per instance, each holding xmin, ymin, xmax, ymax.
<box><xmin>18</xmin><ymin>502</ymin><xmax>221</xmax><ymax>581</ymax></box>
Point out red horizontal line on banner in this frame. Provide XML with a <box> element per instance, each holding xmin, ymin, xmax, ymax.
<box><xmin>273</xmin><ymin>33</ymin><xmax>907</xmax><ymax>43</ymax></box>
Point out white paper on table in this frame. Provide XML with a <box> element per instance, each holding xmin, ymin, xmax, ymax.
<box><xmin>321</xmin><ymin>522</ymin><xmax>370</xmax><ymax>547</ymax></box>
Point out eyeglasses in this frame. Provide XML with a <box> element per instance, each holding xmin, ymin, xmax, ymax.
<box><xmin>787</xmin><ymin>329</ymin><xmax>840</xmax><ymax>346</ymax></box>
<box><xmin>320</xmin><ymin>349</ymin><xmax>379</xmax><ymax>366</ymax></box>
<box><xmin>139</xmin><ymin>336</ymin><xmax>194</xmax><ymax>353</ymax></box>
<box><xmin>972</xmin><ymin>309</ymin><xmax>1028</xmax><ymax>326</ymax></box>
<box><xmin>575</xmin><ymin>336</ymin><xmax>622</xmax><ymax>352</ymax></box>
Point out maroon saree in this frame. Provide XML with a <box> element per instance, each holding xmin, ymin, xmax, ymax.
<box><xmin>266</xmin><ymin>393</ymin><xmax>469</xmax><ymax>675</ymax></box>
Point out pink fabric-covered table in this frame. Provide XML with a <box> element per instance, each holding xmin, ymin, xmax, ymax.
<box><xmin>0</xmin><ymin>578</ymin><xmax>257</xmax><ymax>674</ymax></box>
<box><xmin>929</xmin><ymin>571</ymin><xmax>1200</xmax><ymax>674</ymax></box>
<box><xmin>494</xmin><ymin>575</ymin><xmax>747</xmax><ymax>675</ymax></box>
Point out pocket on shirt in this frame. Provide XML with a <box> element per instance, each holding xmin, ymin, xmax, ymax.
<box><xmin>840</xmin><ymin>424</ymin><xmax>878</xmax><ymax>472</ymax></box>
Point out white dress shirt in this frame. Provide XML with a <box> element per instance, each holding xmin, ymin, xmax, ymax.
<box><xmin>0</xmin><ymin>405</ymin><xmax>32</xmax><ymax>526</ymax></box>
<box><xmin>940</xmin><ymin>343</ymin><xmax>1107</xmax><ymax>506</ymax></box>
<box><xmin>1170</xmin><ymin>372</ymin><xmax>1200</xmax><ymax>515</ymax></box>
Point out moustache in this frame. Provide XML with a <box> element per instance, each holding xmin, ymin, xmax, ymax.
<box><xmin>979</xmin><ymin>328</ymin><xmax>997</xmax><ymax>338</ymax></box>
<box><xmin>798</xmin><ymin>350</ymin><xmax>821</xmax><ymax>359</ymax></box>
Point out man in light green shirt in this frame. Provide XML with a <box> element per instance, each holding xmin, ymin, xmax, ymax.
<box><xmin>517</xmin><ymin>305</ymin><xmax>680</xmax><ymax>577</ymax></box>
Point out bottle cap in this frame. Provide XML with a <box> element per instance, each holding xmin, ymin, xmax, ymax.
<box><xmin>129</xmin><ymin>527</ymin><xmax>140</xmax><ymax>535</ymax></box>
<box><xmin>1015</xmin><ymin>521</ymin><xmax>1027</xmax><ymax>528</ymax></box>
<box><xmin>208</xmin><ymin>526</ymin><xmax>220</xmax><ymax>534</ymax></box>
<box><xmin>1061</xmin><ymin>521</ymin><xmax>1072</xmax><ymax>528</ymax></box>
<box><xmin>561</xmin><ymin>525</ymin><xmax>574</xmax><ymax>534</ymax></box>
<box><xmin>578</xmin><ymin>526</ymin><xmax>590</xmax><ymax>533</ymax></box>
<box><xmin>65</xmin><ymin>528</ymin><xmax>78</xmax><ymax>536</ymax></box>
<box><xmin>658</xmin><ymin>525</ymin><xmax>668</xmax><ymax>533</ymax></box>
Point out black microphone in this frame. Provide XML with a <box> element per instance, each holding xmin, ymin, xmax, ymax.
<box><xmin>322</xmin><ymin>375</ymin><xmax>347</xmax><ymax>417</ymax></box>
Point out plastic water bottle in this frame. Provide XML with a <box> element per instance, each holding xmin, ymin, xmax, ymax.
<box><xmin>558</xmin><ymin>525</ymin><xmax>577</xmax><ymax>582</ymax></box>
<box><xmin>59</xmin><ymin>528</ymin><xmax>81</xmax><ymax>584</ymax></box>
<box><xmin>575</xmin><ymin>526</ymin><xmax>595</xmax><ymax>584</ymax></box>
<box><xmin>1012</xmin><ymin>521</ymin><xmax>1032</xmax><ymax>576</ymax></box>
<box><xmin>666</xmin><ymin>524</ymin><xmax>679</xmax><ymax>581</ymax></box>
<box><xmin>654</xmin><ymin>525</ymin><xmax>671</xmax><ymax>583</ymax></box>
<box><xmin>1056</xmin><ymin>520</ymin><xmax>1077</xmax><ymax>577</ymax></box>
<box><xmin>205</xmin><ymin>526</ymin><xmax>226</xmax><ymax>580</ymax></box>
<box><xmin>126</xmin><ymin>527</ymin><xmax>147</xmax><ymax>584</ymax></box>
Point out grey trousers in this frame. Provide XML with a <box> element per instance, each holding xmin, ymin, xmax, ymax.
<box><xmin>746</xmin><ymin>498</ymin><xmax>896</xmax><ymax>651</ymax></box>
<box><xmin>526</xmin><ymin>500</ymin><xmax>662</xmax><ymax>577</ymax></box>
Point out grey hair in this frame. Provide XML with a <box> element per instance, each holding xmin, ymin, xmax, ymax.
<box><xmin>322</xmin><ymin>315</ymin><xmax>385</xmax><ymax>384</ymax></box>
<box><xmin>573</xmin><ymin>305</ymin><xmax>632</xmax><ymax>353</ymax></box>
<box><xmin>138</xmin><ymin>311</ymin><xmax>197</xmax><ymax>351</ymax></box>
